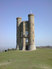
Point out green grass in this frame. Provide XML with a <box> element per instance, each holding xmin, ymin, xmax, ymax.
<box><xmin>0</xmin><ymin>48</ymin><xmax>52</xmax><ymax>69</ymax></box>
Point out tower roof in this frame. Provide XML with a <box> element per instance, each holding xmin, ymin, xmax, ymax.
<box><xmin>16</xmin><ymin>17</ymin><xmax>22</xmax><ymax>19</ymax></box>
<box><xmin>28</xmin><ymin>14</ymin><xmax>34</xmax><ymax>16</ymax></box>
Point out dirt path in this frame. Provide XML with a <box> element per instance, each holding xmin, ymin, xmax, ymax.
<box><xmin>0</xmin><ymin>62</ymin><xmax>11</xmax><ymax>66</ymax></box>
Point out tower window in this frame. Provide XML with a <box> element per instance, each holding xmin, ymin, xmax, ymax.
<box><xmin>25</xmin><ymin>31</ymin><xmax>28</xmax><ymax>36</ymax></box>
<box><xmin>26</xmin><ymin>38</ymin><xmax>28</xmax><ymax>42</ymax></box>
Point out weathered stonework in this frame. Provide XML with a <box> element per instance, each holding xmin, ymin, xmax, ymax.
<box><xmin>16</xmin><ymin>14</ymin><xmax>36</xmax><ymax>51</ymax></box>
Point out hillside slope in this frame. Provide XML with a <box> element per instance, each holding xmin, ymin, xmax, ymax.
<box><xmin>0</xmin><ymin>48</ymin><xmax>52</xmax><ymax>69</ymax></box>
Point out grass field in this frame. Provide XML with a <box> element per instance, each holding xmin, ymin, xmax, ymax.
<box><xmin>0</xmin><ymin>48</ymin><xmax>52</xmax><ymax>69</ymax></box>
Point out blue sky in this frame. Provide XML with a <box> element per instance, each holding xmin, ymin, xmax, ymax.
<box><xmin>0</xmin><ymin>0</ymin><xmax>52</xmax><ymax>50</ymax></box>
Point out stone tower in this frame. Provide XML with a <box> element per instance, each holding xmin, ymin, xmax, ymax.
<box><xmin>16</xmin><ymin>14</ymin><xmax>36</xmax><ymax>51</ymax></box>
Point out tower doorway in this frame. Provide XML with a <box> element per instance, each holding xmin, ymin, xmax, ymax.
<box><xmin>25</xmin><ymin>38</ymin><xmax>29</xmax><ymax>50</ymax></box>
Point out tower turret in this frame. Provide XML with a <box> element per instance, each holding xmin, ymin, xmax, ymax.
<box><xmin>16</xmin><ymin>17</ymin><xmax>22</xmax><ymax>49</ymax></box>
<box><xmin>28</xmin><ymin>14</ymin><xmax>36</xmax><ymax>50</ymax></box>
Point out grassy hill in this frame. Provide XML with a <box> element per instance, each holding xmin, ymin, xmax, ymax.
<box><xmin>0</xmin><ymin>48</ymin><xmax>52</xmax><ymax>69</ymax></box>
